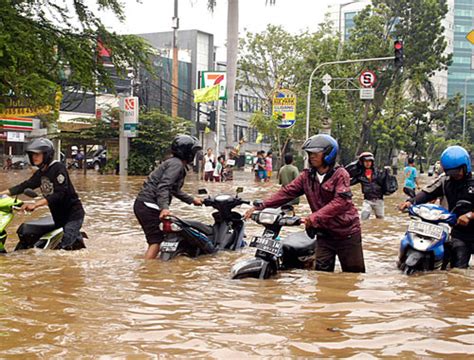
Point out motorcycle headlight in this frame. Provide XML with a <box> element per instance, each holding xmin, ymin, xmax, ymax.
<box><xmin>413</xmin><ymin>207</ymin><xmax>450</xmax><ymax>221</ymax></box>
<box><xmin>258</xmin><ymin>212</ymin><xmax>279</xmax><ymax>225</ymax></box>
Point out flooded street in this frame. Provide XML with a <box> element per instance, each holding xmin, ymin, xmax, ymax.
<box><xmin>1</xmin><ymin>169</ymin><xmax>473</xmax><ymax>358</ymax></box>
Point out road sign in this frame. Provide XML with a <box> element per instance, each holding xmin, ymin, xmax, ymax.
<box><xmin>119</xmin><ymin>96</ymin><xmax>139</xmax><ymax>138</ymax></box>
<box><xmin>322</xmin><ymin>74</ymin><xmax>332</xmax><ymax>84</ymax></box>
<box><xmin>201</xmin><ymin>71</ymin><xmax>227</xmax><ymax>100</ymax></box>
<box><xmin>359</xmin><ymin>70</ymin><xmax>377</xmax><ymax>88</ymax></box>
<box><xmin>467</xmin><ymin>30</ymin><xmax>474</xmax><ymax>45</ymax></box>
<box><xmin>360</xmin><ymin>88</ymin><xmax>375</xmax><ymax>100</ymax></box>
<box><xmin>321</xmin><ymin>85</ymin><xmax>332</xmax><ymax>95</ymax></box>
<box><xmin>273</xmin><ymin>89</ymin><xmax>297</xmax><ymax>129</ymax></box>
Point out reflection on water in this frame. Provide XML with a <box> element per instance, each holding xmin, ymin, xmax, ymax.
<box><xmin>0</xmin><ymin>169</ymin><xmax>473</xmax><ymax>357</ymax></box>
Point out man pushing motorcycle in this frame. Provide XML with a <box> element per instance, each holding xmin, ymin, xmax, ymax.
<box><xmin>134</xmin><ymin>134</ymin><xmax>204</xmax><ymax>260</ymax></box>
<box><xmin>399</xmin><ymin>145</ymin><xmax>474</xmax><ymax>268</ymax></box>
<box><xmin>245</xmin><ymin>134</ymin><xmax>365</xmax><ymax>273</ymax></box>
<box><xmin>0</xmin><ymin>138</ymin><xmax>86</xmax><ymax>250</ymax></box>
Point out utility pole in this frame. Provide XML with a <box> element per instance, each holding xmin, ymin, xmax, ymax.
<box><xmin>171</xmin><ymin>0</ymin><xmax>179</xmax><ymax>117</ymax></box>
<box><xmin>463</xmin><ymin>77</ymin><xmax>473</xmax><ymax>142</ymax></box>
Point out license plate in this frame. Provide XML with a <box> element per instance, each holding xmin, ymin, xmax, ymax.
<box><xmin>408</xmin><ymin>221</ymin><xmax>444</xmax><ymax>239</ymax></box>
<box><xmin>161</xmin><ymin>241</ymin><xmax>179</xmax><ymax>252</ymax></box>
<box><xmin>250</xmin><ymin>235</ymin><xmax>281</xmax><ymax>256</ymax></box>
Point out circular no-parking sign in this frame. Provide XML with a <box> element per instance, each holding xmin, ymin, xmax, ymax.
<box><xmin>359</xmin><ymin>70</ymin><xmax>377</xmax><ymax>88</ymax></box>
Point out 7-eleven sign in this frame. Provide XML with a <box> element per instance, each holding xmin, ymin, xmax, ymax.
<box><xmin>201</xmin><ymin>71</ymin><xmax>227</xmax><ymax>100</ymax></box>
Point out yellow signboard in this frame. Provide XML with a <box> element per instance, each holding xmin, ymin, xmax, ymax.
<box><xmin>0</xmin><ymin>93</ymin><xmax>60</xmax><ymax>118</ymax></box>
<box><xmin>273</xmin><ymin>89</ymin><xmax>297</xmax><ymax>129</ymax></box>
<box><xmin>0</xmin><ymin>105</ymin><xmax>52</xmax><ymax>117</ymax></box>
<box><xmin>467</xmin><ymin>30</ymin><xmax>474</xmax><ymax>45</ymax></box>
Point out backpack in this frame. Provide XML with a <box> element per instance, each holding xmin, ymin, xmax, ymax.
<box><xmin>382</xmin><ymin>167</ymin><xmax>398</xmax><ymax>195</ymax></box>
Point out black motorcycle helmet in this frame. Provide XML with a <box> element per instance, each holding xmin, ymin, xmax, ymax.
<box><xmin>302</xmin><ymin>134</ymin><xmax>339</xmax><ymax>166</ymax></box>
<box><xmin>26</xmin><ymin>138</ymin><xmax>55</xmax><ymax>168</ymax></box>
<box><xmin>171</xmin><ymin>134</ymin><xmax>202</xmax><ymax>164</ymax></box>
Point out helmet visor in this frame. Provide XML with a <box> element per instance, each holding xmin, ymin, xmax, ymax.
<box><xmin>305</xmin><ymin>146</ymin><xmax>326</xmax><ymax>154</ymax></box>
<box><xmin>445</xmin><ymin>166</ymin><xmax>464</xmax><ymax>177</ymax></box>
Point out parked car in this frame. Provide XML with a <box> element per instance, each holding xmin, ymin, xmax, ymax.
<box><xmin>86</xmin><ymin>148</ymin><xmax>107</xmax><ymax>171</ymax></box>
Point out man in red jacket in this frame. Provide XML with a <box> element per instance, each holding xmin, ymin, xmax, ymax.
<box><xmin>245</xmin><ymin>134</ymin><xmax>364</xmax><ymax>273</ymax></box>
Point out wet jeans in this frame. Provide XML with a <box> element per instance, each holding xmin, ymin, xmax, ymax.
<box><xmin>59</xmin><ymin>218</ymin><xmax>86</xmax><ymax>250</ymax></box>
<box><xmin>361</xmin><ymin>199</ymin><xmax>384</xmax><ymax>220</ymax></box>
<box><xmin>315</xmin><ymin>231</ymin><xmax>365</xmax><ymax>273</ymax></box>
<box><xmin>450</xmin><ymin>237</ymin><xmax>473</xmax><ymax>268</ymax></box>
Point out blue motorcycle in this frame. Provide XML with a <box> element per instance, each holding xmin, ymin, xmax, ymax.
<box><xmin>398</xmin><ymin>200</ymin><xmax>471</xmax><ymax>274</ymax></box>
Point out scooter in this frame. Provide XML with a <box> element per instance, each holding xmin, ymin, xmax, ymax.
<box><xmin>0</xmin><ymin>188</ymin><xmax>82</xmax><ymax>252</ymax></box>
<box><xmin>231</xmin><ymin>203</ymin><xmax>317</xmax><ymax>280</ymax></box>
<box><xmin>397</xmin><ymin>200</ymin><xmax>472</xmax><ymax>275</ymax></box>
<box><xmin>156</xmin><ymin>187</ymin><xmax>250</xmax><ymax>261</ymax></box>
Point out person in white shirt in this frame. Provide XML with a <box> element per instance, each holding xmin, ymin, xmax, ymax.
<box><xmin>203</xmin><ymin>148</ymin><xmax>215</xmax><ymax>181</ymax></box>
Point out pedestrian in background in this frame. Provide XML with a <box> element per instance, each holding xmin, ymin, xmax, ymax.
<box><xmin>265</xmin><ymin>150</ymin><xmax>273</xmax><ymax>181</ymax></box>
<box><xmin>278</xmin><ymin>153</ymin><xmax>300</xmax><ymax>205</ymax></box>
<box><xmin>403</xmin><ymin>157</ymin><xmax>419</xmax><ymax>198</ymax></box>
<box><xmin>213</xmin><ymin>155</ymin><xmax>225</xmax><ymax>182</ymax></box>
<box><xmin>256</xmin><ymin>151</ymin><xmax>267</xmax><ymax>182</ymax></box>
<box><xmin>203</xmin><ymin>148</ymin><xmax>215</xmax><ymax>182</ymax></box>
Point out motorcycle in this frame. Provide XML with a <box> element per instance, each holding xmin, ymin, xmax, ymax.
<box><xmin>231</xmin><ymin>203</ymin><xmax>317</xmax><ymax>280</ymax></box>
<box><xmin>0</xmin><ymin>188</ymin><xmax>84</xmax><ymax>252</ymax></box>
<box><xmin>155</xmin><ymin>187</ymin><xmax>250</xmax><ymax>261</ymax></box>
<box><xmin>397</xmin><ymin>200</ymin><xmax>472</xmax><ymax>275</ymax></box>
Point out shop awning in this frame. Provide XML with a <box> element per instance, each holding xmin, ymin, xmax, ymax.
<box><xmin>0</xmin><ymin>117</ymin><xmax>33</xmax><ymax>131</ymax></box>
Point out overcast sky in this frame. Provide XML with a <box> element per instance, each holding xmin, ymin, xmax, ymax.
<box><xmin>100</xmin><ymin>0</ymin><xmax>336</xmax><ymax>59</ymax></box>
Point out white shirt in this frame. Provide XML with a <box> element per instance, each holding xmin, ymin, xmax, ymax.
<box><xmin>316</xmin><ymin>172</ymin><xmax>326</xmax><ymax>183</ymax></box>
<box><xmin>204</xmin><ymin>154</ymin><xmax>215</xmax><ymax>172</ymax></box>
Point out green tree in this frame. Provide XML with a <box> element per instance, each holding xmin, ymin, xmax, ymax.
<box><xmin>345</xmin><ymin>0</ymin><xmax>451</xmax><ymax>155</ymax></box>
<box><xmin>128</xmin><ymin>110</ymin><xmax>191</xmax><ymax>175</ymax></box>
<box><xmin>0</xmin><ymin>0</ymin><xmax>152</xmax><ymax>110</ymax></box>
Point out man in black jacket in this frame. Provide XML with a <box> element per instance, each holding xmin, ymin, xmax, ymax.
<box><xmin>0</xmin><ymin>138</ymin><xmax>85</xmax><ymax>250</ymax></box>
<box><xmin>348</xmin><ymin>152</ymin><xmax>386</xmax><ymax>220</ymax></box>
<box><xmin>400</xmin><ymin>146</ymin><xmax>474</xmax><ymax>268</ymax></box>
<box><xmin>134</xmin><ymin>135</ymin><xmax>203</xmax><ymax>259</ymax></box>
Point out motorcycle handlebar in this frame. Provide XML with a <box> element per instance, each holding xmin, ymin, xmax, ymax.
<box><xmin>279</xmin><ymin>216</ymin><xmax>301</xmax><ymax>226</ymax></box>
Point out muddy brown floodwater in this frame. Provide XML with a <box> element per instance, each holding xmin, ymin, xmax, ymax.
<box><xmin>0</xmin><ymin>169</ymin><xmax>473</xmax><ymax>358</ymax></box>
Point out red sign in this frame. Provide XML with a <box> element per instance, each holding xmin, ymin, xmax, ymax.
<box><xmin>124</xmin><ymin>98</ymin><xmax>136</xmax><ymax>111</ymax></box>
<box><xmin>359</xmin><ymin>70</ymin><xmax>377</xmax><ymax>88</ymax></box>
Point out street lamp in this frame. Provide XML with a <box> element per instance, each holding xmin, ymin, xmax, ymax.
<box><xmin>462</xmin><ymin>77</ymin><xmax>474</xmax><ymax>142</ymax></box>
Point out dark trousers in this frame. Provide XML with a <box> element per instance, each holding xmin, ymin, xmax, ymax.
<box><xmin>451</xmin><ymin>237</ymin><xmax>473</xmax><ymax>268</ymax></box>
<box><xmin>315</xmin><ymin>231</ymin><xmax>365</xmax><ymax>273</ymax></box>
<box><xmin>60</xmin><ymin>217</ymin><xmax>86</xmax><ymax>250</ymax></box>
<box><xmin>403</xmin><ymin>187</ymin><xmax>416</xmax><ymax>198</ymax></box>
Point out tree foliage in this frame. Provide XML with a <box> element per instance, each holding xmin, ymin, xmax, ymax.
<box><xmin>240</xmin><ymin>0</ymin><xmax>460</xmax><ymax>168</ymax></box>
<box><xmin>0</xmin><ymin>0</ymin><xmax>152</xmax><ymax>110</ymax></box>
<box><xmin>128</xmin><ymin>110</ymin><xmax>191</xmax><ymax>175</ymax></box>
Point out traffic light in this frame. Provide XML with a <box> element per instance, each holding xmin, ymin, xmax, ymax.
<box><xmin>208</xmin><ymin>110</ymin><xmax>216</xmax><ymax>131</ymax></box>
<box><xmin>394</xmin><ymin>40</ymin><xmax>404</xmax><ymax>68</ymax></box>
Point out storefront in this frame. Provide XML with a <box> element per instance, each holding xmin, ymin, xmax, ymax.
<box><xmin>0</xmin><ymin>117</ymin><xmax>34</xmax><ymax>164</ymax></box>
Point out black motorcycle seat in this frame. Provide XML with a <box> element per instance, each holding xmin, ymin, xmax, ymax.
<box><xmin>18</xmin><ymin>216</ymin><xmax>57</xmax><ymax>236</ymax></box>
<box><xmin>181</xmin><ymin>219</ymin><xmax>213</xmax><ymax>235</ymax></box>
<box><xmin>281</xmin><ymin>231</ymin><xmax>317</xmax><ymax>252</ymax></box>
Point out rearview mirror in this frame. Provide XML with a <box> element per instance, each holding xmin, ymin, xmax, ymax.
<box><xmin>253</xmin><ymin>199</ymin><xmax>263</xmax><ymax>207</ymax></box>
<box><xmin>198</xmin><ymin>188</ymin><xmax>208</xmax><ymax>195</ymax></box>
<box><xmin>236</xmin><ymin>187</ymin><xmax>244</xmax><ymax>194</ymax></box>
<box><xmin>24</xmin><ymin>188</ymin><xmax>39</xmax><ymax>198</ymax></box>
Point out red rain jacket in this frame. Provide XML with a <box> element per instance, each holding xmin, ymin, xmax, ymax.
<box><xmin>260</xmin><ymin>166</ymin><xmax>361</xmax><ymax>238</ymax></box>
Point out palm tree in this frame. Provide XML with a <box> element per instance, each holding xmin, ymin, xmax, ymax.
<box><xmin>207</xmin><ymin>0</ymin><xmax>275</xmax><ymax>153</ymax></box>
